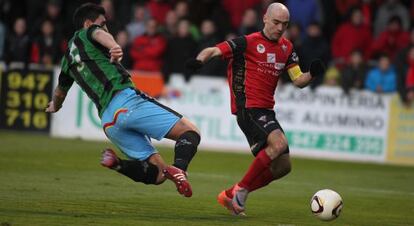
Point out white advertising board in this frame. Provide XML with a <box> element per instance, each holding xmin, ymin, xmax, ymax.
<box><xmin>50</xmin><ymin>73</ymin><xmax>397</xmax><ymax>163</ymax></box>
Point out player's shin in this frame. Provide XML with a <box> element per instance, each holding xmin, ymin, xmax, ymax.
<box><xmin>173</xmin><ymin>130</ymin><xmax>200</xmax><ymax>171</ymax></box>
<box><xmin>238</xmin><ymin>149</ymin><xmax>272</xmax><ymax>191</ymax></box>
<box><xmin>248</xmin><ymin>151</ymin><xmax>291</xmax><ymax>192</ymax></box>
<box><xmin>117</xmin><ymin>159</ymin><xmax>159</xmax><ymax>184</ymax></box>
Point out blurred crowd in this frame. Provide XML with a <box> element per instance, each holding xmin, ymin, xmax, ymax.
<box><xmin>0</xmin><ymin>0</ymin><xmax>414</xmax><ymax>106</ymax></box>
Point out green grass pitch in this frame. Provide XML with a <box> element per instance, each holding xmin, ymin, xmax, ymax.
<box><xmin>0</xmin><ymin>131</ymin><xmax>413</xmax><ymax>226</ymax></box>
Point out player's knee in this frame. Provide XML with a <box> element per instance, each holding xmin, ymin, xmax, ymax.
<box><xmin>267</xmin><ymin>136</ymin><xmax>288</xmax><ymax>158</ymax></box>
<box><xmin>177</xmin><ymin>130</ymin><xmax>201</xmax><ymax>148</ymax></box>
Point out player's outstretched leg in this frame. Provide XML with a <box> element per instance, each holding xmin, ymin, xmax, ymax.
<box><xmin>163</xmin><ymin>165</ymin><xmax>192</xmax><ymax>197</ymax></box>
<box><xmin>100</xmin><ymin>148</ymin><xmax>160</xmax><ymax>185</ymax></box>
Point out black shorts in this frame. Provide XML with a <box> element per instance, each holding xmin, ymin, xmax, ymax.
<box><xmin>236</xmin><ymin>108</ymin><xmax>289</xmax><ymax>156</ymax></box>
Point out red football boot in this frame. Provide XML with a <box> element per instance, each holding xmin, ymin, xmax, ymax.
<box><xmin>163</xmin><ymin>166</ymin><xmax>192</xmax><ymax>197</ymax></box>
<box><xmin>101</xmin><ymin>148</ymin><xmax>120</xmax><ymax>169</ymax></box>
<box><xmin>217</xmin><ymin>184</ymin><xmax>247</xmax><ymax>216</ymax></box>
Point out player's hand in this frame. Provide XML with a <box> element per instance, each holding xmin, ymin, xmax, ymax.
<box><xmin>109</xmin><ymin>45</ymin><xmax>123</xmax><ymax>63</ymax></box>
<box><xmin>45</xmin><ymin>101</ymin><xmax>60</xmax><ymax>113</ymax></box>
<box><xmin>185</xmin><ymin>59</ymin><xmax>203</xmax><ymax>74</ymax></box>
<box><xmin>309</xmin><ymin>59</ymin><xmax>326</xmax><ymax>78</ymax></box>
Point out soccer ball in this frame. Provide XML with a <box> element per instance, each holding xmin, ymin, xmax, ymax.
<box><xmin>310</xmin><ymin>189</ymin><xmax>343</xmax><ymax>221</ymax></box>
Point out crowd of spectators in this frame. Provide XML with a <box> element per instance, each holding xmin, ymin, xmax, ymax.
<box><xmin>0</xmin><ymin>0</ymin><xmax>414</xmax><ymax>106</ymax></box>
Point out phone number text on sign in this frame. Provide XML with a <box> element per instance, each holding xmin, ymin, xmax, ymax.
<box><xmin>0</xmin><ymin>69</ymin><xmax>53</xmax><ymax>132</ymax></box>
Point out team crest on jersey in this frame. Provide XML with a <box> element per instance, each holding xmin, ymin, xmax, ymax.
<box><xmin>267</xmin><ymin>53</ymin><xmax>276</xmax><ymax>63</ymax></box>
<box><xmin>257</xmin><ymin>44</ymin><xmax>265</xmax><ymax>53</ymax></box>
<box><xmin>281</xmin><ymin>44</ymin><xmax>287</xmax><ymax>53</ymax></box>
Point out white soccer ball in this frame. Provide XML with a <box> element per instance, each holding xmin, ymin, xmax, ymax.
<box><xmin>310</xmin><ymin>189</ymin><xmax>343</xmax><ymax>221</ymax></box>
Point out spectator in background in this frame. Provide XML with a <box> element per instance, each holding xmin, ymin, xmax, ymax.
<box><xmin>406</xmin><ymin>52</ymin><xmax>414</xmax><ymax>106</ymax></box>
<box><xmin>221</xmin><ymin>0</ymin><xmax>261</xmax><ymax>30</ymax></box>
<box><xmin>331</xmin><ymin>7</ymin><xmax>372</xmax><ymax>66</ymax></box>
<box><xmin>146</xmin><ymin>0</ymin><xmax>171</xmax><ymax>25</ymax></box>
<box><xmin>173</xmin><ymin>0</ymin><xmax>200</xmax><ymax>41</ymax></box>
<box><xmin>33</xmin><ymin>0</ymin><xmax>64</xmax><ymax>38</ymax></box>
<box><xmin>373</xmin><ymin>0</ymin><xmax>410</xmax><ymax>36</ymax></box>
<box><xmin>370</xmin><ymin>15</ymin><xmax>410</xmax><ymax>60</ymax></box>
<box><xmin>286</xmin><ymin>0</ymin><xmax>321</xmax><ymax>35</ymax></box>
<box><xmin>115</xmin><ymin>30</ymin><xmax>132</xmax><ymax>69</ymax></box>
<box><xmin>198</xmin><ymin>20</ymin><xmax>219</xmax><ymax>55</ymax></box>
<box><xmin>300</xmin><ymin>22</ymin><xmax>331</xmax><ymax>89</ymax></box>
<box><xmin>0</xmin><ymin>21</ymin><xmax>5</xmax><ymax>60</ymax></box>
<box><xmin>126</xmin><ymin>4</ymin><xmax>148</xmax><ymax>42</ymax></box>
<box><xmin>130</xmin><ymin>19</ymin><xmax>166</xmax><ymax>72</ymax></box>
<box><xmin>101</xmin><ymin>0</ymin><xmax>122</xmax><ymax>34</ymax></box>
<box><xmin>335</xmin><ymin>0</ymin><xmax>361</xmax><ymax>22</ymax></box>
<box><xmin>285</xmin><ymin>22</ymin><xmax>302</xmax><ymax>51</ymax></box>
<box><xmin>31</xmin><ymin>19</ymin><xmax>63</xmax><ymax>66</ymax></box>
<box><xmin>5</xmin><ymin>18</ymin><xmax>31</xmax><ymax>64</ymax></box>
<box><xmin>161</xmin><ymin>10</ymin><xmax>178</xmax><ymax>39</ymax></box>
<box><xmin>239</xmin><ymin>8</ymin><xmax>259</xmax><ymax>35</ymax></box>
<box><xmin>340</xmin><ymin>50</ymin><xmax>369</xmax><ymax>94</ymax></box>
<box><xmin>324</xmin><ymin>63</ymin><xmax>341</xmax><ymax>86</ymax></box>
<box><xmin>197</xmin><ymin>19</ymin><xmax>226</xmax><ymax>77</ymax></box>
<box><xmin>365</xmin><ymin>54</ymin><xmax>397</xmax><ymax>93</ymax></box>
<box><xmin>163</xmin><ymin>19</ymin><xmax>198</xmax><ymax>81</ymax></box>
<box><xmin>395</xmin><ymin>28</ymin><xmax>414</xmax><ymax>105</ymax></box>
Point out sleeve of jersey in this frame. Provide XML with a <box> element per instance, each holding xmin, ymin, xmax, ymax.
<box><xmin>216</xmin><ymin>41</ymin><xmax>233</xmax><ymax>59</ymax></box>
<box><xmin>286</xmin><ymin>48</ymin><xmax>303</xmax><ymax>81</ymax></box>
<box><xmin>58</xmin><ymin>70</ymin><xmax>74</xmax><ymax>93</ymax></box>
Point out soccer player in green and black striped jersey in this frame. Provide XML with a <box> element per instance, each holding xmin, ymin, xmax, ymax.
<box><xmin>46</xmin><ymin>3</ymin><xmax>200</xmax><ymax>197</ymax></box>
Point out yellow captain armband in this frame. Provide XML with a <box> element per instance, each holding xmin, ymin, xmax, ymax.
<box><xmin>287</xmin><ymin>65</ymin><xmax>303</xmax><ymax>81</ymax></box>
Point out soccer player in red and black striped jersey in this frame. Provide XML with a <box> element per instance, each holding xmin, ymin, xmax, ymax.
<box><xmin>187</xmin><ymin>3</ymin><xmax>325</xmax><ymax>215</ymax></box>
<box><xmin>46</xmin><ymin>3</ymin><xmax>201</xmax><ymax>198</ymax></box>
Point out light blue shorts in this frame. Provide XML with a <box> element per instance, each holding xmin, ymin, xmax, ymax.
<box><xmin>101</xmin><ymin>88</ymin><xmax>182</xmax><ymax>160</ymax></box>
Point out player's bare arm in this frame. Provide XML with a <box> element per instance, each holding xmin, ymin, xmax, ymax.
<box><xmin>196</xmin><ymin>47</ymin><xmax>222</xmax><ymax>63</ymax></box>
<box><xmin>45</xmin><ymin>86</ymin><xmax>67</xmax><ymax>113</ymax></box>
<box><xmin>292</xmin><ymin>71</ymin><xmax>313</xmax><ymax>88</ymax></box>
<box><xmin>92</xmin><ymin>29</ymin><xmax>123</xmax><ymax>62</ymax></box>
<box><xmin>185</xmin><ymin>47</ymin><xmax>222</xmax><ymax>72</ymax></box>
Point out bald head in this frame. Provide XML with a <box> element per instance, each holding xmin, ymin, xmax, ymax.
<box><xmin>263</xmin><ymin>3</ymin><xmax>290</xmax><ymax>41</ymax></box>
<box><xmin>266</xmin><ymin>2</ymin><xmax>290</xmax><ymax>19</ymax></box>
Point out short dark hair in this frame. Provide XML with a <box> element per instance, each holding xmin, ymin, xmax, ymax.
<box><xmin>73</xmin><ymin>3</ymin><xmax>106</xmax><ymax>30</ymax></box>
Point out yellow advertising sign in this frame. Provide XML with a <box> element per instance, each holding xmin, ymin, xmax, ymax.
<box><xmin>387</xmin><ymin>96</ymin><xmax>414</xmax><ymax>165</ymax></box>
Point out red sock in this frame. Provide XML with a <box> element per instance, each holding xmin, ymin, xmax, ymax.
<box><xmin>248</xmin><ymin>168</ymin><xmax>274</xmax><ymax>192</ymax></box>
<box><xmin>238</xmin><ymin>149</ymin><xmax>272</xmax><ymax>191</ymax></box>
<box><xmin>225</xmin><ymin>185</ymin><xmax>235</xmax><ymax>198</ymax></box>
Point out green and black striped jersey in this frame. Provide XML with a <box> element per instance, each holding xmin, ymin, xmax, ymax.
<box><xmin>58</xmin><ymin>24</ymin><xmax>134</xmax><ymax>117</ymax></box>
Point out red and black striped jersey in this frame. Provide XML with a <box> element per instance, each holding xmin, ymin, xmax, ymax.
<box><xmin>216</xmin><ymin>31</ymin><xmax>299</xmax><ymax>114</ymax></box>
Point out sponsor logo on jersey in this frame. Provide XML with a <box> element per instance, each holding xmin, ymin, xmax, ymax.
<box><xmin>267</xmin><ymin>53</ymin><xmax>276</xmax><ymax>63</ymax></box>
<box><xmin>257</xmin><ymin>44</ymin><xmax>265</xmax><ymax>53</ymax></box>
<box><xmin>274</xmin><ymin>63</ymin><xmax>286</xmax><ymax>70</ymax></box>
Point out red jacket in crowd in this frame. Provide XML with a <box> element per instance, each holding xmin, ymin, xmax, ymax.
<box><xmin>407</xmin><ymin>60</ymin><xmax>414</xmax><ymax>90</ymax></box>
<box><xmin>222</xmin><ymin>0</ymin><xmax>261</xmax><ymax>28</ymax></box>
<box><xmin>370</xmin><ymin>29</ymin><xmax>410</xmax><ymax>60</ymax></box>
<box><xmin>130</xmin><ymin>34</ymin><xmax>166</xmax><ymax>71</ymax></box>
<box><xmin>331</xmin><ymin>22</ymin><xmax>372</xmax><ymax>61</ymax></box>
